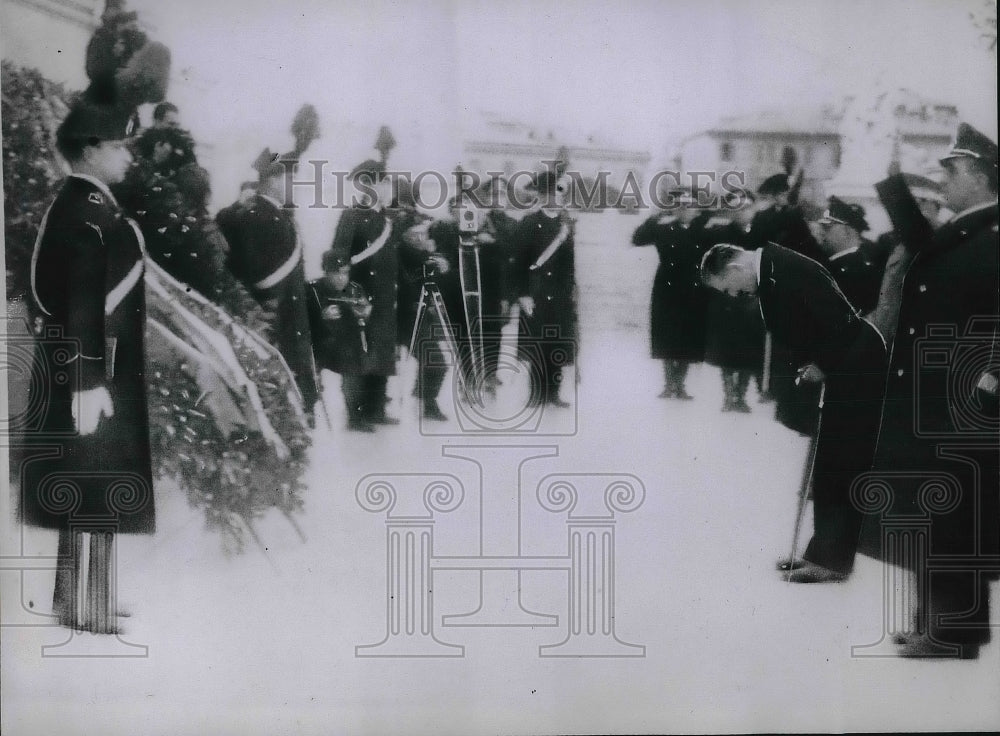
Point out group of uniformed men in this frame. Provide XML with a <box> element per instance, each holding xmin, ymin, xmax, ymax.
<box><xmin>218</xmin><ymin>155</ymin><xmax>579</xmax><ymax>433</ymax></box>
<box><xmin>650</xmin><ymin>123</ymin><xmax>997</xmax><ymax>660</ymax></box>
<box><xmin>23</xmin><ymin>78</ymin><xmax>997</xmax><ymax>659</ymax></box>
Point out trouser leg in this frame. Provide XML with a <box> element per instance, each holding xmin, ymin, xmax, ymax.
<box><xmin>363</xmin><ymin>375</ymin><xmax>389</xmax><ymax>418</ymax></box>
<box><xmin>721</xmin><ymin>368</ymin><xmax>736</xmax><ymax>408</ymax></box>
<box><xmin>86</xmin><ymin>531</ymin><xmax>114</xmax><ymax>634</ymax></box>
<box><xmin>662</xmin><ymin>360</ymin><xmax>676</xmax><ymax>396</ymax></box>
<box><xmin>803</xmin><ymin>363</ymin><xmax>884</xmax><ymax>574</ymax></box>
<box><xmin>53</xmin><ymin>528</ymin><xmax>81</xmax><ymax>627</ymax></box>
<box><xmin>342</xmin><ymin>375</ymin><xmax>366</xmax><ymax>421</ymax></box>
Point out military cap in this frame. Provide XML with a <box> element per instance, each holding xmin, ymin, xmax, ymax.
<box><xmin>56</xmin><ymin>98</ymin><xmax>136</xmax><ymax>145</ymax></box>
<box><xmin>253</xmin><ymin>147</ymin><xmax>296</xmax><ymax>179</ymax></box>
<box><xmin>901</xmin><ymin>173</ymin><xmax>944</xmax><ymax>205</ymax></box>
<box><xmin>940</xmin><ymin>122</ymin><xmax>998</xmax><ymax>169</ymax></box>
<box><xmin>757</xmin><ymin>173</ymin><xmax>790</xmax><ymax>196</ymax></box>
<box><xmin>349</xmin><ymin>158</ymin><xmax>386</xmax><ymax>183</ymax></box>
<box><xmin>818</xmin><ymin>196</ymin><xmax>869</xmax><ymax>233</ymax></box>
<box><xmin>321</xmin><ymin>250</ymin><xmax>350</xmax><ymax>272</ymax></box>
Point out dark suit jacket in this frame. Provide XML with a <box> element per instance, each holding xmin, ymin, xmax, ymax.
<box><xmin>757</xmin><ymin>244</ymin><xmax>880</xmax><ymax>377</ymax></box>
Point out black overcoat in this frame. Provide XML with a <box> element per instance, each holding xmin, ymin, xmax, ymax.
<box><xmin>862</xmin><ymin>203</ymin><xmax>999</xmax><ymax>565</ymax></box>
<box><xmin>631</xmin><ymin>212</ymin><xmax>708</xmax><ymax>362</ymax></box>
<box><xmin>513</xmin><ymin>210</ymin><xmax>578</xmax><ymax>362</ymax></box>
<box><xmin>217</xmin><ymin>194</ymin><xmax>317</xmax><ymax>408</ymax></box>
<box><xmin>23</xmin><ymin>175</ymin><xmax>154</xmax><ymax>533</ymax></box>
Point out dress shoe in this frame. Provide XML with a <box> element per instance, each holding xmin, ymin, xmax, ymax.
<box><xmin>732</xmin><ymin>399</ymin><xmax>752</xmax><ymax>413</ymax></box>
<box><xmin>547</xmin><ymin>396</ymin><xmax>571</xmax><ymax>408</ymax></box>
<box><xmin>782</xmin><ymin>560</ymin><xmax>848</xmax><ymax>583</ymax></box>
<box><xmin>674</xmin><ymin>389</ymin><xmax>694</xmax><ymax>400</ymax></box>
<box><xmin>658</xmin><ymin>387</ymin><xmax>674</xmax><ymax>398</ymax></box>
<box><xmin>895</xmin><ymin>633</ymin><xmax>979</xmax><ymax>660</ymax></box>
<box><xmin>776</xmin><ymin>557</ymin><xmax>810</xmax><ymax>572</ymax></box>
<box><xmin>347</xmin><ymin>418</ymin><xmax>376</xmax><ymax>432</ymax></box>
<box><xmin>368</xmin><ymin>414</ymin><xmax>400</xmax><ymax>426</ymax></box>
<box><xmin>423</xmin><ymin>401</ymin><xmax>448</xmax><ymax>421</ymax></box>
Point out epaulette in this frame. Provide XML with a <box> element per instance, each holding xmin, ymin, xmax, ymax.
<box><xmin>705</xmin><ymin>216</ymin><xmax>730</xmax><ymax>229</ymax></box>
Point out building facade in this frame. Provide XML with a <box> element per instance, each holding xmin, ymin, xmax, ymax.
<box><xmin>678</xmin><ymin>90</ymin><xmax>957</xmax><ymax>213</ymax></box>
<box><xmin>461</xmin><ymin>112</ymin><xmax>651</xmax><ymax>206</ymax></box>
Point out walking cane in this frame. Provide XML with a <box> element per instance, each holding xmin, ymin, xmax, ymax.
<box><xmin>785</xmin><ymin>380</ymin><xmax>826</xmax><ymax>582</ymax></box>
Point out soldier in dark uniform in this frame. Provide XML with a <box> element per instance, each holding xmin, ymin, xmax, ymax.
<box><xmin>22</xmin><ymin>99</ymin><xmax>154</xmax><ymax>633</ymax></box>
<box><xmin>700</xmin><ymin>196</ymin><xmax>765</xmax><ymax>411</ymax></box>
<box><xmin>631</xmin><ymin>189</ymin><xmax>710</xmax><ymax>399</ymax></box>
<box><xmin>307</xmin><ymin>252</ymin><xmax>374</xmax><ymax>429</ymax></box>
<box><xmin>216</xmin><ymin>148</ymin><xmax>318</xmax><ymax>419</ymax></box>
<box><xmin>395</xmin><ymin>198</ymin><xmax>459</xmax><ymax>422</ymax></box>
<box><xmin>513</xmin><ymin>171</ymin><xmax>578</xmax><ymax>407</ymax></box>
<box><xmin>325</xmin><ymin>160</ymin><xmax>401</xmax><ymax>427</ymax></box>
<box><xmin>866</xmin><ymin>124</ymin><xmax>999</xmax><ymax>658</ymax></box>
<box><xmin>701</xmin><ymin>243</ymin><xmax>887</xmax><ymax>583</ymax></box>
<box><xmin>815</xmin><ymin>197</ymin><xmax>883</xmax><ymax>314</ymax></box>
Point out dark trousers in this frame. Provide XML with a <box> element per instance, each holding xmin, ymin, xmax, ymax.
<box><xmin>53</xmin><ymin>528</ymin><xmax>116</xmax><ymax>633</ymax></box>
<box><xmin>528</xmin><ymin>343</ymin><xmax>566</xmax><ymax>404</ymax></box>
<box><xmin>342</xmin><ymin>374</ymin><xmax>390</xmax><ymax>421</ymax></box>
<box><xmin>803</xmin><ymin>325</ymin><xmax>887</xmax><ymax>574</ymax></box>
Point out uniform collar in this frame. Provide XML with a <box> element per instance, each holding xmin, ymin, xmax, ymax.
<box><xmin>70</xmin><ymin>173</ymin><xmax>119</xmax><ymax>207</ymax></box>
<box><xmin>948</xmin><ymin>199</ymin><xmax>997</xmax><ymax>224</ymax></box>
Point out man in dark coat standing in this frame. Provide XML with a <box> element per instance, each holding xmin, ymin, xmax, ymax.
<box><xmin>701</xmin><ymin>243</ymin><xmax>887</xmax><ymax>583</ymax></box>
<box><xmin>217</xmin><ymin>148</ymin><xmax>318</xmax><ymax>420</ymax></box>
<box><xmin>513</xmin><ymin>171</ymin><xmax>578</xmax><ymax>407</ymax></box>
<box><xmin>307</xmin><ymin>252</ymin><xmax>373</xmax><ymax>428</ymax></box>
<box><xmin>866</xmin><ymin>123</ymin><xmax>999</xmax><ymax>659</ymax></box>
<box><xmin>324</xmin><ymin>160</ymin><xmax>401</xmax><ymax>427</ymax></box>
<box><xmin>815</xmin><ymin>197</ymin><xmax>883</xmax><ymax>315</ymax></box>
<box><xmin>23</xmin><ymin>99</ymin><xmax>154</xmax><ymax>633</ymax></box>
<box><xmin>631</xmin><ymin>189</ymin><xmax>710</xmax><ymax>399</ymax></box>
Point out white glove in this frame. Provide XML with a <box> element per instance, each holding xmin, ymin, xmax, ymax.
<box><xmin>72</xmin><ymin>387</ymin><xmax>114</xmax><ymax>435</ymax></box>
<box><xmin>518</xmin><ymin>296</ymin><xmax>535</xmax><ymax>317</ymax></box>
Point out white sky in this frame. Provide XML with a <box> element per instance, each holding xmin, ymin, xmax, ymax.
<box><xmin>121</xmin><ymin>0</ymin><xmax>996</xmax><ymax>193</ymax></box>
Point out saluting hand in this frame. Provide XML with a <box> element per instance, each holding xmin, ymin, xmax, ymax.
<box><xmin>72</xmin><ymin>387</ymin><xmax>114</xmax><ymax>435</ymax></box>
<box><xmin>518</xmin><ymin>296</ymin><xmax>535</xmax><ymax>317</ymax></box>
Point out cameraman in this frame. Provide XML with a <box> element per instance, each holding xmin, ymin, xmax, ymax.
<box><xmin>397</xmin><ymin>202</ymin><xmax>457</xmax><ymax>421</ymax></box>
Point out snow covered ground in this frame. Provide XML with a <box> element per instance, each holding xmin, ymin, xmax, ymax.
<box><xmin>3</xmin><ymin>212</ymin><xmax>998</xmax><ymax>734</ymax></box>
